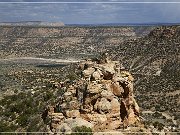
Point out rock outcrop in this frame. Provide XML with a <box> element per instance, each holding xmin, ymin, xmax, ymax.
<box><xmin>46</xmin><ymin>53</ymin><xmax>140</xmax><ymax>133</ymax></box>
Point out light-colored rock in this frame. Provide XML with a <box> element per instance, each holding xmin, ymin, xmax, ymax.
<box><xmin>128</xmin><ymin>108</ymin><xmax>138</xmax><ymax>125</ymax></box>
<box><xmin>56</xmin><ymin>123</ymin><xmax>72</xmax><ymax>134</ymax></box>
<box><xmin>127</xmin><ymin>82</ymin><xmax>134</xmax><ymax>93</ymax></box>
<box><xmin>63</xmin><ymin>91</ymin><xmax>73</xmax><ymax>101</ymax></box>
<box><xmin>94</xmin><ymin>98</ymin><xmax>111</xmax><ymax>114</ymax></box>
<box><xmin>110</xmin><ymin>82</ymin><xmax>124</xmax><ymax>97</ymax></box>
<box><xmin>121</xmin><ymin>71</ymin><xmax>134</xmax><ymax>82</ymax></box>
<box><xmin>98</xmin><ymin>62</ymin><xmax>116</xmax><ymax>80</ymax></box>
<box><xmin>101</xmin><ymin>90</ymin><xmax>114</xmax><ymax>100</ymax></box>
<box><xmin>108</xmin><ymin>120</ymin><xmax>121</xmax><ymax>130</ymax></box>
<box><xmin>69</xmin><ymin>100</ymin><xmax>80</xmax><ymax>110</ymax></box>
<box><xmin>132</xmin><ymin>97</ymin><xmax>140</xmax><ymax>114</ymax></box>
<box><xmin>87</xmin><ymin>114</ymin><xmax>107</xmax><ymax>123</ymax></box>
<box><xmin>48</xmin><ymin>53</ymin><xmax>140</xmax><ymax>132</ymax></box>
<box><xmin>66</xmin><ymin>110</ymin><xmax>80</xmax><ymax>118</ymax></box>
<box><xmin>92</xmin><ymin>70</ymin><xmax>103</xmax><ymax>80</ymax></box>
<box><xmin>51</xmin><ymin>113</ymin><xmax>64</xmax><ymax>119</ymax></box>
<box><xmin>87</xmin><ymin>81</ymin><xmax>102</xmax><ymax>94</ymax></box>
<box><xmin>67</xmin><ymin>85</ymin><xmax>76</xmax><ymax>95</ymax></box>
<box><xmin>65</xmin><ymin>118</ymin><xmax>94</xmax><ymax>129</ymax></box>
<box><xmin>111</xmin><ymin>98</ymin><xmax>120</xmax><ymax>113</ymax></box>
<box><xmin>112</xmin><ymin>74</ymin><xmax>127</xmax><ymax>82</ymax></box>
<box><xmin>82</xmin><ymin>67</ymin><xmax>95</xmax><ymax>78</ymax></box>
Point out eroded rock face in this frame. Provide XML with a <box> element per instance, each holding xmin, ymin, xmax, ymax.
<box><xmin>46</xmin><ymin>53</ymin><xmax>140</xmax><ymax>133</ymax></box>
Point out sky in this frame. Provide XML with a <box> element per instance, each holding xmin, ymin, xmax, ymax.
<box><xmin>0</xmin><ymin>0</ymin><xmax>180</xmax><ymax>24</ymax></box>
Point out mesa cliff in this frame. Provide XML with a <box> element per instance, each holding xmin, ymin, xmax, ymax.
<box><xmin>45</xmin><ymin>53</ymin><xmax>140</xmax><ymax>133</ymax></box>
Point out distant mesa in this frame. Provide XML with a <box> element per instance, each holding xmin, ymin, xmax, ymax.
<box><xmin>0</xmin><ymin>21</ymin><xmax>65</xmax><ymax>27</ymax></box>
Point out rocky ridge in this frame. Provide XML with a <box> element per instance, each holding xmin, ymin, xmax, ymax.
<box><xmin>46</xmin><ymin>53</ymin><xmax>140</xmax><ymax>133</ymax></box>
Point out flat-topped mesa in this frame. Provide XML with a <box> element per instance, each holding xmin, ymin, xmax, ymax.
<box><xmin>46</xmin><ymin>53</ymin><xmax>140</xmax><ymax>133</ymax></box>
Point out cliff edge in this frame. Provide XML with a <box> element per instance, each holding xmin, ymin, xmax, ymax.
<box><xmin>45</xmin><ymin>53</ymin><xmax>140</xmax><ymax>133</ymax></box>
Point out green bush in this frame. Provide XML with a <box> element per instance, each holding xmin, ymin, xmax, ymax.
<box><xmin>0</xmin><ymin>122</ymin><xmax>17</xmax><ymax>132</ymax></box>
<box><xmin>153</xmin><ymin>121</ymin><xmax>164</xmax><ymax>131</ymax></box>
<box><xmin>44</xmin><ymin>92</ymin><xmax>53</xmax><ymax>101</ymax></box>
<box><xmin>71</xmin><ymin>126</ymin><xmax>93</xmax><ymax>135</ymax></box>
<box><xmin>17</xmin><ymin>115</ymin><xmax>29</xmax><ymax>127</ymax></box>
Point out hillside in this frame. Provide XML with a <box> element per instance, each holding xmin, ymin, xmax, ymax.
<box><xmin>0</xmin><ymin>26</ymin><xmax>153</xmax><ymax>59</ymax></box>
<box><xmin>110</xmin><ymin>26</ymin><xmax>180</xmax><ymax>128</ymax></box>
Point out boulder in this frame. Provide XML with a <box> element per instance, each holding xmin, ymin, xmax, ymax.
<box><xmin>91</xmin><ymin>69</ymin><xmax>103</xmax><ymax>81</ymax></box>
<box><xmin>87</xmin><ymin>114</ymin><xmax>107</xmax><ymax>123</ymax></box>
<box><xmin>98</xmin><ymin>63</ymin><xmax>116</xmax><ymax>80</ymax></box>
<box><xmin>127</xmin><ymin>108</ymin><xmax>138</xmax><ymax>125</ymax></box>
<box><xmin>66</xmin><ymin>110</ymin><xmax>80</xmax><ymax>118</ymax></box>
<box><xmin>121</xmin><ymin>71</ymin><xmax>134</xmax><ymax>82</ymax></box>
<box><xmin>94</xmin><ymin>98</ymin><xmax>111</xmax><ymax>114</ymax></box>
<box><xmin>63</xmin><ymin>92</ymin><xmax>73</xmax><ymax>102</ymax></box>
<box><xmin>110</xmin><ymin>82</ymin><xmax>124</xmax><ymax>97</ymax></box>
<box><xmin>107</xmin><ymin>120</ymin><xmax>121</xmax><ymax>130</ymax></box>
<box><xmin>112</xmin><ymin>74</ymin><xmax>127</xmax><ymax>82</ymax></box>
<box><xmin>100</xmin><ymin>90</ymin><xmax>114</xmax><ymax>100</ymax></box>
<box><xmin>56</xmin><ymin>123</ymin><xmax>72</xmax><ymax>134</ymax></box>
<box><xmin>65</xmin><ymin>118</ymin><xmax>94</xmax><ymax>129</ymax></box>
<box><xmin>67</xmin><ymin>85</ymin><xmax>76</xmax><ymax>96</ymax></box>
<box><xmin>87</xmin><ymin>81</ymin><xmax>102</xmax><ymax>94</ymax></box>
<box><xmin>69</xmin><ymin>100</ymin><xmax>80</xmax><ymax>110</ymax></box>
<box><xmin>111</xmin><ymin>98</ymin><xmax>120</xmax><ymax>113</ymax></box>
<box><xmin>82</xmin><ymin>67</ymin><xmax>95</xmax><ymax>79</ymax></box>
<box><xmin>127</xmin><ymin>82</ymin><xmax>134</xmax><ymax>93</ymax></box>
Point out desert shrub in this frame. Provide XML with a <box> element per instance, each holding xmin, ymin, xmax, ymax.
<box><xmin>57</xmin><ymin>88</ymin><xmax>66</xmax><ymax>97</ymax></box>
<box><xmin>27</xmin><ymin>115</ymin><xmax>44</xmax><ymax>132</ymax></box>
<box><xmin>0</xmin><ymin>122</ymin><xmax>17</xmax><ymax>132</ymax></box>
<box><xmin>44</xmin><ymin>91</ymin><xmax>53</xmax><ymax>101</ymax></box>
<box><xmin>153</xmin><ymin>111</ymin><xmax>162</xmax><ymax>118</ymax></box>
<box><xmin>72</xmin><ymin>126</ymin><xmax>93</xmax><ymax>135</ymax></box>
<box><xmin>143</xmin><ymin>120</ymin><xmax>152</xmax><ymax>129</ymax></box>
<box><xmin>16</xmin><ymin>115</ymin><xmax>29</xmax><ymax>127</ymax></box>
<box><xmin>153</xmin><ymin>121</ymin><xmax>164</xmax><ymax>131</ymax></box>
<box><xmin>67</xmin><ymin>72</ymin><xmax>79</xmax><ymax>82</ymax></box>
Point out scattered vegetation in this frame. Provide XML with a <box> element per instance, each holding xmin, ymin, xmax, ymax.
<box><xmin>72</xmin><ymin>126</ymin><xmax>93</xmax><ymax>135</ymax></box>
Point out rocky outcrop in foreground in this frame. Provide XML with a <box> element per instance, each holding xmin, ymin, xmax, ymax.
<box><xmin>46</xmin><ymin>53</ymin><xmax>140</xmax><ymax>133</ymax></box>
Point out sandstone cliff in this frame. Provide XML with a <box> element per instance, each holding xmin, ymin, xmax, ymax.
<box><xmin>45</xmin><ymin>53</ymin><xmax>140</xmax><ymax>133</ymax></box>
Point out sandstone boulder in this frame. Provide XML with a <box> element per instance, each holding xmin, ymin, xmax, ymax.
<box><xmin>98</xmin><ymin>63</ymin><xmax>116</xmax><ymax>80</ymax></box>
<box><xmin>65</xmin><ymin>118</ymin><xmax>94</xmax><ymax>129</ymax></box>
<box><xmin>63</xmin><ymin>92</ymin><xmax>73</xmax><ymax>102</ymax></box>
<box><xmin>127</xmin><ymin>108</ymin><xmax>138</xmax><ymax>125</ymax></box>
<box><xmin>111</xmin><ymin>98</ymin><xmax>120</xmax><ymax>113</ymax></box>
<box><xmin>107</xmin><ymin>120</ymin><xmax>121</xmax><ymax>130</ymax></box>
<box><xmin>111</xmin><ymin>82</ymin><xmax>124</xmax><ymax>97</ymax></box>
<box><xmin>65</xmin><ymin>110</ymin><xmax>80</xmax><ymax>118</ymax></box>
<box><xmin>94</xmin><ymin>98</ymin><xmax>111</xmax><ymax>114</ymax></box>
<box><xmin>56</xmin><ymin>123</ymin><xmax>72</xmax><ymax>134</ymax></box>
<box><xmin>67</xmin><ymin>85</ymin><xmax>76</xmax><ymax>96</ymax></box>
<box><xmin>100</xmin><ymin>90</ymin><xmax>114</xmax><ymax>100</ymax></box>
<box><xmin>82</xmin><ymin>67</ymin><xmax>95</xmax><ymax>79</ymax></box>
<box><xmin>91</xmin><ymin>69</ymin><xmax>103</xmax><ymax>81</ymax></box>
<box><xmin>87</xmin><ymin>114</ymin><xmax>107</xmax><ymax>123</ymax></box>
<box><xmin>87</xmin><ymin>81</ymin><xmax>102</xmax><ymax>94</ymax></box>
<box><xmin>69</xmin><ymin>100</ymin><xmax>80</xmax><ymax>110</ymax></box>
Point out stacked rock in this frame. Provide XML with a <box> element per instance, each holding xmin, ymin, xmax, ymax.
<box><xmin>47</xmin><ymin>53</ymin><xmax>140</xmax><ymax>133</ymax></box>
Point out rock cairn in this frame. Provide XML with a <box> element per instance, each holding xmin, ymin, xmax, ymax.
<box><xmin>47</xmin><ymin>53</ymin><xmax>140</xmax><ymax>133</ymax></box>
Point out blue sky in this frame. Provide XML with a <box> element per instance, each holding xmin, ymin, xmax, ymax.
<box><xmin>0</xmin><ymin>0</ymin><xmax>180</xmax><ymax>24</ymax></box>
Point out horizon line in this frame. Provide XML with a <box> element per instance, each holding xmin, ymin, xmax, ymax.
<box><xmin>1</xmin><ymin>21</ymin><xmax>180</xmax><ymax>24</ymax></box>
<box><xmin>1</xmin><ymin>1</ymin><xmax>180</xmax><ymax>4</ymax></box>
